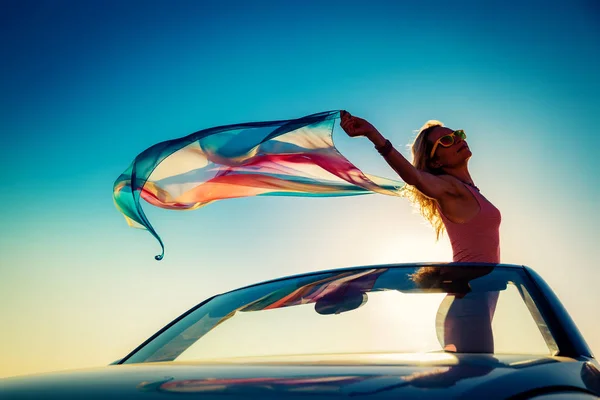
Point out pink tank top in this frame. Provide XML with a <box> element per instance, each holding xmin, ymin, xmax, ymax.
<box><xmin>439</xmin><ymin>185</ymin><xmax>501</xmax><ymax>263</ymax></box>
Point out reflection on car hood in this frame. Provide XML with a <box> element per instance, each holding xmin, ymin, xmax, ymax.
<box><xmin>2</xmin><ymin>354</ymin><xmax>597</xmax><ymax>399</ymax></box>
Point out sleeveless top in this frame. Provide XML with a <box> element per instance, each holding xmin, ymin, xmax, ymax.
<box><xmin>438</xmin><ymin>184</ymin><xmax>501</xmax><ymax>264</ymax></box>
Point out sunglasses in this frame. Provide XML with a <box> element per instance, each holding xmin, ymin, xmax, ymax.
<box><xmin>429</xmin><ymin>129</ymin><xmax>467</xmax><ymax>158</ymax></box>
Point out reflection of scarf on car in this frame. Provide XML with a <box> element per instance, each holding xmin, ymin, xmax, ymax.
<box><xmin>113</xmin><ymin>111</ymin><xmax>403</xmax><ymax>260</ymax></box>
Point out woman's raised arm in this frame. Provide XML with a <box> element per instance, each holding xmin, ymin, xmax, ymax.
<box><xmin>340</xmin><ymin>111</ymin><xmax>458</xmax><ymax>200</ymax></box>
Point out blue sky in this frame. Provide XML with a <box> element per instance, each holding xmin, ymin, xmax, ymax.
<box><xmin>1</xmin><ymin>0</ymin><xmax>599</xmax><ymax>377</ymax></box>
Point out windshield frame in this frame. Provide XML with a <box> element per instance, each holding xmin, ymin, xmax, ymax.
<box><xmin>117</xmin><ymin>263</ymin><xmax>593</xmax><ymax>364</ymax></box>
<box><xmin>521</xmin><ymin>266</ymin><xmax>593</xmax><ymax>358</ymax></box>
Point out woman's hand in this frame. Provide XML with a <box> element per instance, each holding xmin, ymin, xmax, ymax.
<box><xmin>340</xmin><ymin>110</ymin><xmax>380</xmax><ymax>139</ymax></box>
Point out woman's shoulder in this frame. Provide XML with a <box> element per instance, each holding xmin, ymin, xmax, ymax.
<box><xmin>435</xmin><ymin>175</ymin><xmax>481</xmax><ymax>219</ymax></box>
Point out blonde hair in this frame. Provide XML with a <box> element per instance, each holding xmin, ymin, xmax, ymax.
<box><xmin>401</xmin><ymin>120</ymin><xmax>445</xmax><ymax>239</ymax></box>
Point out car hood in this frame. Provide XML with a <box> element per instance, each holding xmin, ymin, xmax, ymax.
<box><xmin>2</xmin><ymin>354</ymin><xmax>598</xmax><ymax>399</ymax></box>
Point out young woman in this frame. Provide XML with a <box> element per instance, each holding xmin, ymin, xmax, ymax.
<box><xmin>340</xmin><ymin>111</ymin><xmax>501</xmax><ymax>353</ymax></box>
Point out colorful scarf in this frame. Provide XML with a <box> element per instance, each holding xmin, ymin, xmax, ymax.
<box><xmin>113</xmin><ymin>110</ymin><xmax>403</xmax><ymax>260</ymax></box>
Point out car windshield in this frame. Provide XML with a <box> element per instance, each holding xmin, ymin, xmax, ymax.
<box><xmin>123</xmin><ymin>265</ymin><xmax>559</xmax><ymax>364</ymax></box>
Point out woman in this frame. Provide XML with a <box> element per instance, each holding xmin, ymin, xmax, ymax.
<box><xmin>339</xmin><ymin>111</ymin><xmax>501</xmax><ymax>353</ymax></box>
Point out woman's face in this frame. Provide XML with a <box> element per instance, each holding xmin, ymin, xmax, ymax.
<box><xmin>427</xmin><ymin>126</ymin><xmax>472</xmax><ymax>168</ymax></box>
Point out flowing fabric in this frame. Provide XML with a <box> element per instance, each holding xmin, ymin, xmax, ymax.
<box><xmin>113</xmin><ymin>110</ymin><xmax>403</xmax><ymax>260</ymax></box>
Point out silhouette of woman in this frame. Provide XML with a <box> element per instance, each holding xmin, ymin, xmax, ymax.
<box><xmin>340</xmin><ymin>111</ymin><xmax>501</xmax><ymax>353</ymax></box>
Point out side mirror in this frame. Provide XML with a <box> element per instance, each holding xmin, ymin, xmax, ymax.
<box><xmin>314</xmin><ymin>288</ymin><xmax>368</xmax><ymax>315</ymax></box>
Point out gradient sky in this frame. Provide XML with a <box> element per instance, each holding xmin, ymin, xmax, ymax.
<box><xmin>1</xmin><ymin>0</ymin><xmax>598</xmax><ymax>378</ymax></box>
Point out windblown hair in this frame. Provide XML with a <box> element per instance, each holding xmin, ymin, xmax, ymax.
<box><xmin>409</xmin><ymin>266</ymin><xmax>443</xmax><ymax>288</ymax></box>
<box><xmin>401</xmin><ymin>120</ymin><xmax>446</xmax><ymax>239</ymax></box>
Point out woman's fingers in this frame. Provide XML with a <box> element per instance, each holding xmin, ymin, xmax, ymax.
<box><xmin>340</xmin><ymin>116</ymin><xmax>354</xmax><ymax>130</ymax></box>
<box><xmin>342</xmin><ymin>121</ymin><xmax>357</xmax><ymax>135</ymax></box>
<box><xmin>340</xmin><ymin>111</ymin><xmax>354</xmax><ymax>125</ymax></box>
<box><xmin>340</xmin><ymin>111</ymin><xmax>369</xmax><ymax>137</ymax></box>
